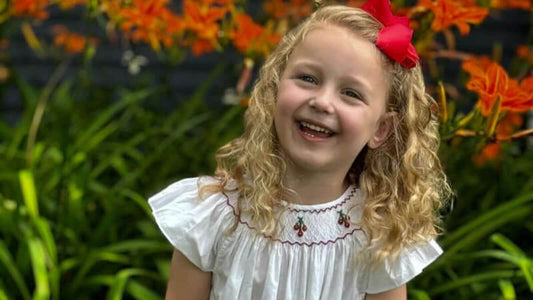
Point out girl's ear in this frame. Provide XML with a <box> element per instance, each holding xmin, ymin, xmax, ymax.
<box><xmin>368</xmin><ymin>112</ymin><xmax>396</xmax><ymax>149</ymax></box>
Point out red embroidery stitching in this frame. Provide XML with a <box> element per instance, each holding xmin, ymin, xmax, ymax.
<box><xmin>223</xmin><ymin>191</ymin><xmax>362</xmax><ymax>247</ymax></box>
<box><xmin>293</xmin><ymin>216</ymin><xmax>307</xmax><ymax>237</ymax></box>
<box><xmin>337</xmin><ymin>210</ymin><xmax>351</xmax><ymax>228</ymax></box>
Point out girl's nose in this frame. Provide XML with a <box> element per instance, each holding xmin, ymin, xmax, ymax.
<box><xmin>308</xmin><ymin>88</ymin><xmax>335</xmax><ymax>114</ymax></box>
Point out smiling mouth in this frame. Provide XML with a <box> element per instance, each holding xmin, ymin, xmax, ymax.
<box><xmin>298</xmin><ymin>121</ymin><xmax>335</xmax><ymax>138</ymax></box>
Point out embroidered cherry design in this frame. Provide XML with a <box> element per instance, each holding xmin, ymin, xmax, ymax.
<box><xmin>293</xmin><ymin>216</ymin><xmax>307</xmax><ymax>237</ymax></box>
<box><xmin>337</xmin><ymin>210</ymin><xmax>350</xmax><ymax>228</ymax></box>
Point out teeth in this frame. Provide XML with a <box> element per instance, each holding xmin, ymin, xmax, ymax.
<box><xmin>300</xmin><ymin>121</ymin><xmax>332</xmax><ymax>134</ymax></box>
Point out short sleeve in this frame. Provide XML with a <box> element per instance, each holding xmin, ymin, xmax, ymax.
<box><xmin>365</xmin><ymin>239</ymin><xmax>443</xmax><ymax>294</ymax></box>
<box><xmin>148</xmin><ymin>177</ymin><xmax>235</xmax><ymax>272</ymax></box>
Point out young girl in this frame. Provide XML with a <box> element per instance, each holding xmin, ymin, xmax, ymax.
<box><xmin>149</xmin><ymin>0</ymin><xmax>451</xmax><ymax>299</ymax></box>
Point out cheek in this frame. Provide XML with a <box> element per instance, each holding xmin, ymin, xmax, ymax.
<box><xmin>339</xmin><ymin>111</ymin><xmax>378</xmax><ymax>140</ymax></box>
<box><xmin>276</xmin><ymin>86</ymin><xmax>301</xmax><ymax>119</ymax></box>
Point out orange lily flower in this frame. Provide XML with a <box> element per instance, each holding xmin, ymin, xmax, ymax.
<box><xmin>496</xmin><ymin>112</ymin><xmax>524</xmax><ymax>140</ymax></box>
<box><xmin>119</xmin><ymin>0</ymin><xmax>169</xmax><ymax>33</ymax></box>
<box><xmin>160</xmin><ymin>10</ymin><xmax>184</xmax><ymax>47</ymax></box>
<box><xmin>13</xmin><ymin>0</ymin><xmax>49</xmax><ymax>20</ymax></box>
<box><xmin>99</xmin><ymin>0</ymin><xmax>123</xmax><ymax>19</ymax></box>
<box><xmin>516</xmin><ymin>45</ymin><xmax>533</xmax><ymax>64</ymax></box>
<box><xmin>472</xmin><ymin>111</ymin><xmax>524</xmax><ymax>165</ymax></box>
<box><xmin>504</xmin><ymin>76</ymin><xmax>533</xmax><ymax>112</ymax></box>
<box><xmin>263</xmin><ymin>0</ymin><xmax>312</xmax><ymax>21</ymax></box>
<box><xmin>119</xmin><ymin>0</ymin><xmax>182</xmax><ymax>49</ymax></box>
<box><xmin>52</xmin><ymin>25</ymin><xmax>96</xmax><ymax>54</ymax></box>
<box><xmin>461</xmin><ymin>55</ymin><xmax>492</xmax><ymax>78</ymax></box>
<box><xmin>473</xmin><ymin>143</ymin><xmax>501</xmax><ymax>165</ymax></box>
<box><xmin>183</xmin><ymin>0</ymin><xmax>227</xmax><ymax>41</ymax></box>
<box><xmin>191</xmin><ymin>39</ymin><xmax>216</xmax><ymax>56</ymax></box>
<box><xmin>181</xmin><ymin>0</ymin><xmax>229</xmax><ymax>54</ymax></box>
<box><xmin>417</xmin><ymin>0</ymin><xmax>489</xmax><ymax>35</ymax></box>
<box><xmin>231</xmin><ymin>14</ymin><xmax>263</xmax><ymax>53</ymax></box>
<box><xmin>462</xmin><ymin>56</ymin><xmax>533</xmax><ymax>115</ymax></box>
<box><xmin>490</xmin><ymin>0</ymin><xmax>531</xmax><ymax>9</ymax></box>
<box><xmin>230</xmin><ymin>14</ymin><xmax>280</xmax><ymax>57</ymax></box>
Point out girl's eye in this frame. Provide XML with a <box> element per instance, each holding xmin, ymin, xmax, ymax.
<box><xmin>298</xmin><ymin>75</ymin><xmax>317</xmax><ymax>84</ymax></box>
<box><xmin>343</xmin><ymin>89</ymin><xmax>363</xmax><ymax>100</ymax></box>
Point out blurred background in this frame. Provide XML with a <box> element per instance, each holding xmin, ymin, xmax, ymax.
<box><xmin>0</xmin><ymin>0</ymin><xmax>532</xmax><ymax>299</ymax></box>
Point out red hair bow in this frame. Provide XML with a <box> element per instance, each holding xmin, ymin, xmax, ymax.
<box><xmin>362</xmin><ymin>0</ymin><xmax>419</xmax><ymax>68</ymax></box>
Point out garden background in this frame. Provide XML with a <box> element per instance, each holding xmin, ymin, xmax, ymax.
<box><xmin>0</xmin><ymin>0</ymin><xmax>532</xmax><ymax>299</ymax></box>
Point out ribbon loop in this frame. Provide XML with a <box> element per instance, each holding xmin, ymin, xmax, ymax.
<box><xmin>362</xmin><ymin>0</ymin><xmax>419</xmax><ymax>68</ymax></box>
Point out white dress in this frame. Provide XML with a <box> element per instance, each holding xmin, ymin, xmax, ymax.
<box><xmin>148</xmin><ymin>177</ymin><xmax>442</xmax><ymax>300</ymax></box>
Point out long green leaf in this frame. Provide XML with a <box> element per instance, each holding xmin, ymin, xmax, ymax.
<box><xmin>33</xmin><ymin>217</ymin><xmax>59</xmax><ymax>300</ymax></box>
<box><xmin>498</xmin><ymin>280</ymin><xmax>516</xmax><ymax>300</ymax></box>
<box><xmin>0</xmin><ymin>287</ymin><xmax>8</xmax><ymax>300</ymax></box>
<box><xmin>0</xmin><ymin>241</ymin><xmax>31</xmax><ymax>300</ymax></box>
<box><xmin>462</xmin><ymin>249</ymin><xmax>524</xmax><ymax>265</ymax></box>
<box><xmin>83</xmin><ymin>122</ymin><xmax>120</xmax><ymax>154</ymax></box>
<box><xmin>83</xmin><ymin>275</ymin><xmax>115</xmax><ymax>287</ymax></box>
<box><xmin>28</xmin><ymin>238</ymin><xmax>49</xmax><ymax>300</ymax></box>
<box><xmin>435</xmin><ymin>204</ymin><xmax>532</xmax><ymax>265</ymax></box>
<box><xmin>119</xmin><ymin>189</ymin><xmax>153</xmax><ymax>218</ymax></box>
<box><xmin>70</xmin><ymin>251</ymin><xmax>130</xmax><ymax>292</ymax></box>
<box><xmin>106</xmin><ymin>269</ymin><xmax>158</xmax><ymax>300</ymax></box>
<box><xmin>33</xmin><ymin>217</ymin><xmax>57</xmax><ymax>264</ymax></box>
<box><xmin>103</xmin><ymin>239</ymin><xmax>169</xmax><ymax>253</ymax></box>
<box><xmin>408</xmin><ymin>289</ymin><xmax>431</xmax><ymax>300</ymax></box>
<box><xmin>492</xmin><ymin>234</ymin><xmax>533</xmax><ymax>291</ymax></box>
<box><xmin>207</xmin><ymin>105</ymin><xmax>245</xmax><ymax>141</ymax></box>
<box><xmin>72</xmin><ymin>88</ymin><xmax>156</xmax><ymax>152</ymax></box>
<box><xmin>89</xmin><ymin>131</ymin><xmax>148</xmax><ymax>179</ymax></box>
<box><xmin>429</xmin><ymin>270</ymin><xmax>518</xmax><ymax>295</ymax></box>
<box><xmin>114</xmin><ymin>113</ymin><xmax>210</xmax><ymax>188</ymax></box>
<box><xmin>491</xmin><ymin>233</ymin><xmax>526</xmax><ymax>257</ymax></box>
<box><xmin>442</xmin><ymin>193</ymin><xmax>533</xmax><ymax>246</ymax></box>
<box><xmin>126</xmin><ymin>279</ymin><xmax>162</xmax><ymax>300</ymax></box>
<box><xmin>18</xmin><ymin>169</ymin><xmax>39</xmax><ymax>218</ymax></box>
<box><xmin>6</xmin><ymin>76</ymin><xmax>39</xmax><ymax>159</ymax></box>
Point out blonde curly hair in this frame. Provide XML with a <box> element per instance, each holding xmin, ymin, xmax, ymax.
<box><xmin>201</xmin><ymin>4</ymin><xmax>452</xmax><ymax>262</ymax></box>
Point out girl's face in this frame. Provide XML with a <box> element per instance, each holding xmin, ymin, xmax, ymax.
<box><xmin>274</xmin><ymin>24</ymin><xmax>390</xmax><ymax>181</ymax></box>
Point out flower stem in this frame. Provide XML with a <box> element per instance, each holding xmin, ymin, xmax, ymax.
<box><xmin>25</xmin><ymin>58</ymin><xmax>71</xmax><ymax>166</ymax></box>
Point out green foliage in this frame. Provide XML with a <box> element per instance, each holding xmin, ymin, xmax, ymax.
<box><xmin>408</xmin><ymin>139</ymin><xmax>533</xmax><ymax>299</ymax></box>
<box><xmin>0</xmin><ymin>63</ymin><xmax>245</xmax><ymax>299</ymax></box>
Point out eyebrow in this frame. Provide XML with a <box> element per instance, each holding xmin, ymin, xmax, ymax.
<box><xmin>290</xmin><ymin>60</ymin><xmax>373</xmax><ymax>95</ymax></box>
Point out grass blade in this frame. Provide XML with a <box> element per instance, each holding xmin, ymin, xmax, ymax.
<box><xmin>70</xmin><ymin>251</ymin><xmax>129</xmax><ymax>292</ymax></box>
<box><xmin>492</xmin><ymin>234</ymin><xmax>533</xmax><ymax>291</ymax></box>
<box><xmin>442</xmin><ymin>193</ymin><xmax>533</xmax><ymax>247</ymax></box>
<box><xmin>103</xmin><ymin>240</ymin><xmax>170</xmax><ymax>253</ymax></box>
<box><xmin>491</xmin><ymin>233</ymin><xmax>526</xmax><ymax>257</ymax></box>
<box><xmin>114</xmin><ymin>113</ymin><xmax>210</xmax><ymax>188</ymax></box>
<box><xmin>119</xmin><ymin>189</ymin><xmax>153</xmax><ymax>218</ymax></box>
<box><xmin>436</xmin><ymin>206</ymin><xmax>532</xmax><ymax>265</ymax></box>
<box><xmin>73</xmin><ymin>88</ymin><xmax>156</xmax><ymax>152</ymax></box>
<box><xmin>408</xmin><ymin>289</ymin><xmax>431</xmax><ymax>300</ymax></box>
<box><xmin>18</xmin><ymin>169</ymin><xmax>39</xmax><ymax>218</ymax></box>
<box><xmin>27</xmin><ymin>238</ymin><xmax>49</xmax><ymax>300</ymax></box>
<box><xmin>127</xmin><ymin>279</ymin><xmax>163</xmax><ymax>300</ymax></box>
<box><xmin>0</xmin><ymin>241</ymin><xmax>31</xmax><ymax>300</ymax></box>
<box><xmin>498</xmin><ymin>280</ymin><xmax>516</xmax><ymax>300</ymax></box>
<box><xmin>106</xmin><ymin>269</ymin><xmax>158</xmax><ymax>300</ymax></box>
<box><xmin>429</xmin><ymin>270</ymin><xmax>517</xmax><ymax>295</ymax></box>
<box><xmin>0</xmin><ymin>287</ymin><xmax>8</xmax><ymax>300</ymax></box>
